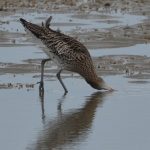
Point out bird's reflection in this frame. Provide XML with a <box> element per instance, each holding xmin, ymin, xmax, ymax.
<box><xmin>39</xmin><ymin>93</ymin><xmax>46</xmax><ymax>124</ymax></box>
<box><xmin>35</xmin><ymin>91</ymin><xmax>112</xmax><ymax>150</ymax></box>
<box><xmin>39</xmin><ymin>92</ymin><xmax>67</xmax><ymax>123</ymax></box>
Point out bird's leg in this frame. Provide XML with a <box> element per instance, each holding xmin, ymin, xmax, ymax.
<box><xmin>39</xmin><ymin>58</ymin><xmax>51</xmax><ymax>95</ymax></box>
<box><xmin>56</xmin><ymin>69</ymin><xmax>68</xmax><ymax>94</ymax></box>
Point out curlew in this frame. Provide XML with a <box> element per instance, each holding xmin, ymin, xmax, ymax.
<box><xmin>20</xmin><ymin>16</ymin><xmax>113</xmax><ymax>94</ymax></box>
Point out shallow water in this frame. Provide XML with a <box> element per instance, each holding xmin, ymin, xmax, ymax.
<box><xmin>0</xmin><ymin>9</ymin><xmax>150</xmax><ymax>150</ymax></box>
<box><xmin>0</xmin><ymin>46</ymin><xmax>44</xmax><ymax>63</ymax></box>
<box><xmin>0</xmin><ymin>74</ymin><xmax>150</xmax><ymax>150</ymax></box>
<box><xmin>91</xmin><ymin>43</ymin><xmax>150</xmax><ymax>57</ymax></box>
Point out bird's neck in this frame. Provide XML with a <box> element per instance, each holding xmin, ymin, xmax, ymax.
<box><xmin>85</xmin><ymin>77</ymin><xmax>100</xmax><ymax>90</ymax></box>
<box><xmin>80</xmin><ymin>69</ymin><xmax>101</xmax><ymax>90</ymax></box>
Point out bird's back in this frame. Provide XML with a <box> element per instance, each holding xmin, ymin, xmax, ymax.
<box><xmin>20</xmin><ymin>18</ymin><xmax>97</xmax><ymax>80</ymax></box>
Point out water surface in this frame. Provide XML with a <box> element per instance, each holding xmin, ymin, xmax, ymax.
<box><xmin>0</xmin><ymin>75</ymin><xmax>150</xmax><ymax>150</ymax></box>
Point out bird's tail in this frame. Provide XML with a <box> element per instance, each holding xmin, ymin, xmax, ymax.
<box><xmin>20</xmin><ymin>18</ymin><xmax>46</xmax><ymax>38</ymax></box>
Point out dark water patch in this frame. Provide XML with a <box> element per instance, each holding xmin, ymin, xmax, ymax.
<box><xmin>126</xmin><ymin>73</ymin><xmax>150</xmax><ymax>79</ymax></box>
<box><xmin>0</xmin><ymin>82</ymin><xmax>35</xmax><ymax>90</ymax></box>
<box><xmin>128</xmin><ymin>80</ymin><xmax>150</xmax><ymax>84</ymax></box>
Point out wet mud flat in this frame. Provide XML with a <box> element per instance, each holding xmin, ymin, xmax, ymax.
<box><xmin>1</xmin><ymin>53</ymin><xmax>150</xmax><ymax>79</ymax></box>
<box><xmin>0</xmin><ymin>1</ymin><xmax>150</xmax><ymax>150</ymax></box>
<box><xmin>1</xmin><ymin>51</ymin><xmax>150</xmax><ymax>89</ymax></box>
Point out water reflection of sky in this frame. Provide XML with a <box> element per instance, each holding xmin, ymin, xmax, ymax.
<box><xmin>0</xmin><ymin>43</ymin><xmax>149</xmax><ymax>64</ymax></box>
<box><xmin>0</xmin><ymin>46</ymin><xmax>46</xmax><ymax>63</ymax></box>
<box><xmin>91</xmin><ymin>43</ymin><xmax>150</xmax><ymax>57</ymax></box>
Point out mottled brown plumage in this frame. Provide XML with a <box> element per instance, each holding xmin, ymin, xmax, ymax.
<box><xmin>20</xmin><ymin>17</ymin><xmax>113</xmax><ymax>93</ymax></box>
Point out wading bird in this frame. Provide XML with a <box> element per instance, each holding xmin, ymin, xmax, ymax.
<box><xmin>20</xmin><ymin>17</ymin><xmax>113</xmax><ymax>94</ymax></box>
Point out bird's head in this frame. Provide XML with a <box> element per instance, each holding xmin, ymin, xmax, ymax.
<box><xmin>86</xmin><ymin>77</ymin><xmax>114</xmax><ymax>91</ymax></box>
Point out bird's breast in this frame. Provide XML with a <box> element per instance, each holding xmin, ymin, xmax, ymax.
<box><xmin>47</xmin><ymin>48</ymin><xmax>64</xmax><ymax>67</ymax></box>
